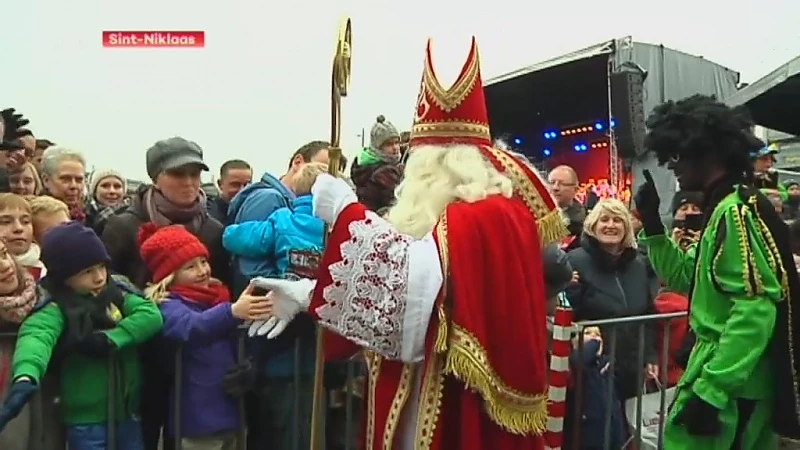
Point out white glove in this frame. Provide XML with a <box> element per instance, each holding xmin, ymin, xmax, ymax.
<box><xmin>312</xmin><ymin>173</ymin><xmax>358</xmax><ymax>224</ymax></box>
<box><xmin>248</xmin><ymin>278</ymin><xmax>315</xmax><ymax>339</ymax></box>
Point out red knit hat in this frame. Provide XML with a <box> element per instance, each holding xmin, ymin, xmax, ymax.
<box><xmin>137</xmin><ymin>223</ymin><xmax>209</xmax><ymax>283</ymax></box>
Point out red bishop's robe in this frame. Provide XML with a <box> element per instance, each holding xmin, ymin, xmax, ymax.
<box><xmin>309</xmin><ymin>193</ymin><xmax>550</xmax><ymax>450</ymax></box>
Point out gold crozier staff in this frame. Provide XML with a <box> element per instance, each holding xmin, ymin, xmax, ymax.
<box><xmin>309</xmin><ymin>17</ymin><xmax>351</xmax><ymax>450</ymax></box>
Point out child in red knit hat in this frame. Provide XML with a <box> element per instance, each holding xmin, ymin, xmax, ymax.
<box><xmin>137</xmin><ymin>223</ymin><xmax>270</xmax><ymax>450</ymax></box>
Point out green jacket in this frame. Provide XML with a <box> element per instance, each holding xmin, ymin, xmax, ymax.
<box><xmin>12</xmin><ymin>290</ymin><xmax>163</xmax><ymax>425</ymax></box>
<box><xmin>639</xmin><ymin>188</ymin><xmax>784</xmax><ymax>409</ymax></box>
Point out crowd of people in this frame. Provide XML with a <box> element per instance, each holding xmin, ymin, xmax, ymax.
<box><xmin>0</xmin><ymin>37</ymin><xmax>797</xmax><ymax>450</ymax></box>
<box><xmin>0</xmin><ymin>104</ymin><xmax>408</xmax><ymax>450</ymax></box>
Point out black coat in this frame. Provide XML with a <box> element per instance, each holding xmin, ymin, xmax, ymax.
<box><xmin>566</xmin><ymin>235</ymin><xmax>658</xmax><ymax>399</ymax></box>
<box><xmin>100</xmin><ymin>189</ymin><xmax>229</xmax><ymax>289</ymax></box>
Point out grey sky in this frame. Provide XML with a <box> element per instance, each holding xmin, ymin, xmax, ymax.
<box><xmin>4</xmin><ymin>0</ymin><xmax>797</xmax><ymax>181</ymax></box>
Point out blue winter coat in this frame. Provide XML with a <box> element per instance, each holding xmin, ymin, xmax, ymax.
<box><xmin>565</xmin><ymin>340</ymin><xmax>625</xmax><ymax>449</ymax></box>
<box><xmin>222</xmin><ymin>194</ymin><xmax>323</xmax><ymax>377</ymax></box>
<box><xmin>226</xmin><ymin>172</ymin><xmax>295</xmax><ymax>295</ymax></box>
<box><xmin>159</xmin><ymin>293</ymin><xmax>241</xmax><ymax>438</ymax></box>
<box><xmin>222</xmin><ymin>194</ymin><xmax>324</xmax><ymax>279</ymax></box>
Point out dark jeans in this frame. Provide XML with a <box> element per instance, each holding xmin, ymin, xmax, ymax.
<box><xmin>246</xmin><ymin>375</ymin><xmax>314</xmax><ymax>450</ymax></box>
<box><xmin>66</xmin><ymin>419</ymin><xmax>144</xmax><ymax>450</ymax></box>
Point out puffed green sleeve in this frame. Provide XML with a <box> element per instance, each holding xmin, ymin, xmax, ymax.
<box><xmin>637</xmin><ymin>230</ymin><xmax>696</xmax><ymax>294</ymax></box>
<box><xmin>12</xmin><ymin>304</ymin><xmax>65</xmax><ymax>383</ymax></box>
<box><xmin>692</xmin><ymin>204</ymin><xmax>781</xmax><ymax>409</ymax></box>
<box><xmin>104</xmin><ymin>293</ymin><xmax>163</xmax><ymax>349</ymax></box>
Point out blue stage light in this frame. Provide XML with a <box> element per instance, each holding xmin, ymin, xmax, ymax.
<box><xmin>544</xmin><ymin>131</ymin><xmax>557</xmax><ymax>140</ymax></box>
<box><xmin>610</xmin><ymin>119</ymin><xmax>616</xmax><ymax>128</ymax></box>
<box><xmin>580</xmin><ymin>144</ymin><xmax>587</xmax><ymax>151</ymax></box>
<box><xmin>595</xmin><ymin>122</ymin><xmax>604</xmax><ymax>130</ymax></box>
<box><xmin>573</xmin><ymin>144</ymin><xmax>581</xmax><ymax>152</ymax></box>
<box><xmin>514</xmin><ymin>138</ymin><xmax>522</xmax><ymax>145</ymax></box>
<box><xmin>543</xmin><ymin>148</ymin><xmax>551</xmax><ymax>157</ymax></box>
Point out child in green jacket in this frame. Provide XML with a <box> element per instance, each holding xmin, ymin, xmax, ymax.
<box><xmin>0</xmin><ymin>221</ymin><xmax>163</xmax><ymax>450</ymax></box>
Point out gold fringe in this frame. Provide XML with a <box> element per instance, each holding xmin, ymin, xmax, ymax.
<box><xmin>434</xmin><ymin>304</ymin><xmax>448</xmax><ymax>353</ymax></box>
<box><xmin>443</xmin><ymin>326</ymin><xmax>549</xmax><ymax>435</ymax></box>
<box><xmin>537</xmin><ymin>208</ymin><xmax>569</xmax><ymax>247</ymax></box>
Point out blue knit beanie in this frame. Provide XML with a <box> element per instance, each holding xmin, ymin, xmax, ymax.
<box><xmin>40</xmin><ymin>221</ymin><xmax>111</xmax><ymax>284</ymax></box>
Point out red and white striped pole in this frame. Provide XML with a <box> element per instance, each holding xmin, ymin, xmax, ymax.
<box><xmin>545</xmin><ymin>306</ymin><xmax>573</xmax><ymax>450</ymax></box>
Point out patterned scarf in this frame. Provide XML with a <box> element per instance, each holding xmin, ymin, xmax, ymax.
<box><xmin>144</xmin><ymin>187</ymin><xmax>206</xmax><ymax>233</ymax></box>
<box><xmin>0</xmin><ymin>271</ymin><xmax>37</xmax><ymax>324</ymax></box>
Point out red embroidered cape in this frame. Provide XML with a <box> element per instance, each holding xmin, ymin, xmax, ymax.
<box><xmin>309</xmin><ymin>195</ymin><xmax>548</xmax><ymax>450</ymax></box>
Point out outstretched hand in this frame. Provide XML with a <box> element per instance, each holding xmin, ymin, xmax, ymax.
<box><xmin>0</xmin><ymin>379</ymin><xmax>37</xmax><ymax>432</ymax></box>
<box><xmin>232</xmin><ymin>283</ymin><xmax>272</xmax><ymax>320</ymax></box>
<box><xmin>247</xmin><ymin>278</ymin><xmax>316</xmax><ymax>339</ymax></box>
<box><xmin>634</xmin><ymin>170</ymin><xmax>665</xmax><ymax>236</ymax></box>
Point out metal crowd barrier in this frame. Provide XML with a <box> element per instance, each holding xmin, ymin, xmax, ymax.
<box><xmin>168</xmin><ymin>326</ymin><xmax>366</xmax><ymax>450</ymax></box>
<box><xmin>557</xmin><ymin>311</ymin><xmax>688</xmax><ymax>450</ymax></box>
<box><xmin>0</xmin><ymin>328</ymin><xmax>369</xmax><ymax>450</ymax></box>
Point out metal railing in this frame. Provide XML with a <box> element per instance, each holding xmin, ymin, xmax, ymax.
<box><xmin>2</xmin><ymin>310</ymin><xmax>692</xmax><ymax>450</ymax></box>
<box><xmin>556</xmin><ymin>310</ymin><xmax>688</xmax><ymax>450</ymax></box>
<box><xmin>0</xmin><ymin>326</ymin><xmax>368</xmax><ymax>450</ymax></box>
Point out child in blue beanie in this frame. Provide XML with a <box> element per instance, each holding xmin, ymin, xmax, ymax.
<box><xmin>0</xmin><ymin>221</ymin><xmax>163</xmax><ymax>450</ymax></box>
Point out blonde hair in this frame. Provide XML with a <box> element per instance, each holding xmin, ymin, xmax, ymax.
<box><xmin>144</xmin><ymin>272</ymin><xmax>222</xmax><ymax>304</ymax></box>
<box><xmin>294</xmin><ymin>162</ymin><xmax>329</xmax><ymax>195</ymax></box>
<box><xmin>583</xmin><ymin>199</ymin><xmax>636</xmax><ymax>249</ymax></box>
<box><xmin>144</xmin><ymin>273</ymin><xmax>176</xmax><ymax>304</ymax></box>
<box><xmin>0</xmin><ymin>193</ymin><xmax>32</xmax><ymax>214</ymax></box>
<box><xmin>28</xmin><ymin>196</ymin><xmax>69</xmax><ymax>218</ymax></box>
<box><xmin>387</xmin><ymin>145</ymin><xmax>513</xmax><ymax>239</ymax></box>
<box><xmin>9</xmin><ymin>163</ymin><xmax>43</xmax><ymax>195</ymax></box>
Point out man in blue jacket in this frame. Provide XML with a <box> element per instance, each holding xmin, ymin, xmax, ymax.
<box><xmin>226</xmin><ymin>140</ymin><xmax>329</xmax><ymax>450</ymax></box>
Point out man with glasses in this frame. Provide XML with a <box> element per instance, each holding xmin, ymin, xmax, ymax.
<box><xmin>548</xmin><ymin>165</ymin><xmax>586</xmax><ymax>250</ymax></box>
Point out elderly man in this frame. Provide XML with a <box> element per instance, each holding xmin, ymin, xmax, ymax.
<box><xmin>39</xmin><ymin>147</ymin><xmax>87</xmax><ymax>221</ymax></box>
<box><xmin>547</xmin><ymin>165</ymin><xmax>586</xmax><ymax>249</ymax></box>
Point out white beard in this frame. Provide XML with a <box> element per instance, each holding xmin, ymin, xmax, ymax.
<box><xmin>386</xmin><ymin>144</ymin><xmax>513</xmax><ymax>239</ymax></box>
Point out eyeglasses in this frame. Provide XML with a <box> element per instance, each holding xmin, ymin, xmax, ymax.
<box><xmin>548</xmin><ymin>180</ymin><xmax>577</xmax><ymax>187</ymax></box>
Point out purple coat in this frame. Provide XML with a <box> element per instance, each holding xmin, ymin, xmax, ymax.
<box><xmin>159</xmin><ymin>294</ymin><xmax>241</xmax><ymax>437</ymax></box>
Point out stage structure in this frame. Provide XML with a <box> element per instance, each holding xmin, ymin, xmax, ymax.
<box><xmin>484</xmin><ymin>37</ymin><xmax>740</xmax><ymax>215</ymax></box>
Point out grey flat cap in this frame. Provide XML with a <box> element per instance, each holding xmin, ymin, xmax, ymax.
<box><xmin>146</xmin><ymin>137</ymin><xmax>209</xmax><ymax>181</ymax></box>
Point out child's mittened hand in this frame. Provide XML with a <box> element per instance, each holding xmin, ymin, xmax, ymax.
<box><xmin>0</xmin><ymin>380</ymin><xmax>38</xmax><ymax>432</ymax></box>
<box><xmin>77</xmin><ymin>333</ymin><xmax>115</xmax><ymax>358</ymax></box>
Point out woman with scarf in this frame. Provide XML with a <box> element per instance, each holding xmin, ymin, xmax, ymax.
<box><xmin>349</xmin><ymin>115</ymin><xmax>404</xmax><ymax>215</ymax></box>
<box><xmin>86</xmin><ymin>169</ymin><xmax>129</xmax><ymax>236</ymax></box>
<box><xmin>100</xmin><ymin>137</ymin><xmax>228</xmax><ymax>450</ymax></box>
<box><xmin>0</xmin><ymin>239</ymin><xmax>38</xmax><ymax>450</ymax></box>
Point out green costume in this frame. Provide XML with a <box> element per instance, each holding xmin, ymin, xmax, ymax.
<box><xmin>640</xmin><ymin>187</ymin><xmax>785</xmax><ymax>449</ymax></box>
<box><xmin>12</xmin><ymin>282</ymin><xmax>163</xmax><ymax>425</ymax></box>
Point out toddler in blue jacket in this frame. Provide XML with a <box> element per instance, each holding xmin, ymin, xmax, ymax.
<box><xmin>222</xmin><ymin>162</ymin><xmax>327</xmax><ymax>449</ymax></box>
<box><xmin>222</xmin><ymin>162</ymin><xmax>327</xmax><ymax>283</ymax></box>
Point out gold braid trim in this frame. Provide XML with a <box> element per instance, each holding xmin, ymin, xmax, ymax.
<box><xmin>434</xmin><ymin>213</ymin><xmax>450</xmax><ymax>354</ymax></box>
<box><xmin>731</xmin><ymin>203</ymin><xmax>761</xmax><ymax>296</ymax></box>
<box><xmin>364</xmin><ymin>351</ymin><xmax>381</xmax><ymax>450</ymax></box>
<box><xmin>444</xmin><ymin>325</ymin><xmax>548</xmax><ymax>435</ymax></box>
<box><xmin>484</xmin><ymin>147</ymin><xmax>569</xmax><ymax>246</ymax></box>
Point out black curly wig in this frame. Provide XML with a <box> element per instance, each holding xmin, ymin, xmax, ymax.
<box><xmin>644</xmin><ymin>94</ymin><xmax>764</xmax><ymax>182</ymax></box>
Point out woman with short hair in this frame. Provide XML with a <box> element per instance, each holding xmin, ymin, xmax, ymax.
<box><xmin>565</xmin><ymin>198</ymin><xmax>660</xmax><ymax>400</ymax></box>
